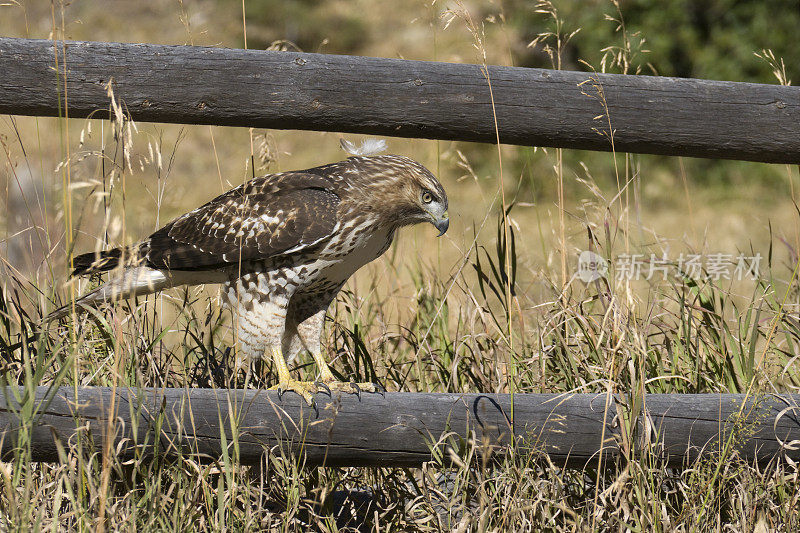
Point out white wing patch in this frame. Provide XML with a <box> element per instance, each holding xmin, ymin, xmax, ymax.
<box><xmin>260</xmin><ymin>214</ymin><xmax>281</xmax><ymax>224</ymax></box>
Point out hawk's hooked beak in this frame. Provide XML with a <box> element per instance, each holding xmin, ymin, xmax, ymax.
<box><xmin>433</xmin><ymin>214</ymin><xmax>449</xmax><ymax>237</ymax></box>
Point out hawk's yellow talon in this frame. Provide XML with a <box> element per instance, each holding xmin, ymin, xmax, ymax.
<box><xmin>312</xmin><ymin>353</ymin><xmax>379</xmax><ymax>395</ymax></box>
<box><xmin>319</xmin><ymin>380</ymin><xmax>378</xmax><ymax>394</ymax></box>
<box><xmin>315</xmin><ymin>381</ymin><xmax>332</xmax><ymax>395</ymax></box>
<box><xmin>268</xmin><ymin>379</ymin><xmax>318</xmax><ymax>405</ymax></box>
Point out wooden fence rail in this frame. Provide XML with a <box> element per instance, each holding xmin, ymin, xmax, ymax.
<box><xmin>1</xmin><ymin>37</ymin><xmax>800</xmax><ymax>163</ymax></box>
<box><xmin>1</xmin><ymin>387</ymin><xmax>798</xmax><ymax>468</ymax></box>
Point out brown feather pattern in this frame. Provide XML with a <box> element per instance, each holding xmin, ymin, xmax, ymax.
<box><xmin>72</xmin><ymin>155</ymin><xmax>445</xmax><ymax>277</ymax></box>
<box><xmin>143</xmin><ymin>172</ymin><xmax>340</xmax><ymax>270</ymax></box>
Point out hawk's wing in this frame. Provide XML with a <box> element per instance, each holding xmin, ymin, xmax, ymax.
<box><xmin>143</xmin><ymin>172</ymin><xmax>339</xmax><ymax>270</ymax></box>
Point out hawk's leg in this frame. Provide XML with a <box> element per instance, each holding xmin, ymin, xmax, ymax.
<box><xmin>266</xmin><ymin>345</ymin><xmax>318</xmax><ymax>404</ymax></box>
<box><xmin>292</xmin><ymin>306</ymin><xmax>380</xmax><ymax>395</ymax></box>
<box><xmin>225</xmin><ymin>274</ymin><xmax>319</xmax><ymax>404</ymax></box>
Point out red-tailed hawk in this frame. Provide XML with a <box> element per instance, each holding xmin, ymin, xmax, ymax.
<box><xmin>51</xmin><ymin>141</ymin><xmax>449</xmax><ymax>403</ymax></box>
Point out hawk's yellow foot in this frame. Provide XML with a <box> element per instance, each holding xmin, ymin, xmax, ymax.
<box><xmin>268</xmin><ymin>379</ymin><xmax>319</xmax><ymax>404</ymax></box>
<box><xmin>312</xmin><ymin>350</ymin><xmax>382</xmax><ymax>395</ymax></box>
<box><xmin>266</xmin><ymin>346</ymin><xmax>317</xmax><ymax>405</ymax></box>
<box><xmin>316</xmin><ymin>379</ymin><xmax>379</xmax><ymax>394</ymax></box>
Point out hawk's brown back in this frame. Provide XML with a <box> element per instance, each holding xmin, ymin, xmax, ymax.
<box><xmin>143</xmin><ymin>172</ymin><xmax>340</xmax><ymax>271</ymax></box>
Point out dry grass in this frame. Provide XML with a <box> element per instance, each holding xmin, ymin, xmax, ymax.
<box><xmin>2</xmin><ymin>0</ymin><xmax>800</xmax><ymax>530</ymax></box>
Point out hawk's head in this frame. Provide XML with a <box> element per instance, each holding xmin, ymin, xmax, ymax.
<box><xmin>346</xmin><ymin>155</ymin><xmax>449</xmax><ymax>236</ymax></box>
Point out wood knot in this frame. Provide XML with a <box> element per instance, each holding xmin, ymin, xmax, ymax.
<box><xmin>414</xmin><ymin>78</ymin><xmax>423</xmax><ymax>86</ymax></box>
<box><xmin>310</xmin><ymin>98</ymin><xmax>321</xmax><ymax>109</ymax></box>
<box><xmin>776</xmin><ymin>100</ymin><xmax>787</xmax><ymax>109</ymax></box>
<box><xmin>141</xmin><ymin>99</ymin><xmax>151</xmax><ymax>108</ymax></box>
<box><xmin>197</xmin><ymin>101</ymin><xmax>207</xmax><ymax>110</ymax></box>
<box><xmin>294</xmin><ymin>57</ymin><xmax>307</xmax><ymax>66</ymax></box>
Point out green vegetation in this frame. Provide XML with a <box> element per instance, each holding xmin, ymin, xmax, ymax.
<box><xmin>509</xmin><ymin>0</ymin><xmax>800</xmax><ymax>82</ymax></box>
<box><xmin>1</xmin><ymin>0</ymin><xmax>799</xmax><ymax>530</ymax></box>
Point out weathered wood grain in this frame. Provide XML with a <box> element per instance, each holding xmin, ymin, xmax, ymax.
<box><xmin>0</xmin><ymin>387</ymin><xmax>797</xmax><ymax>468</ymax></box>
<box><xmin>1</xmin><ymin>38</ymin><xmax>799</xmax><ymax>163</ymax></box>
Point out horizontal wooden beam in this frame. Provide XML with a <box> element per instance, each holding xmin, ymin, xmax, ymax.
<box><xmin>1</xmin><ymin>38</ymin><xmax>799</xmax><ymax>163</ymax></box>
<box><xmin>1</xmin><ymin>387</ymin><xmax>798</xmax><ymax>468</ymax></box>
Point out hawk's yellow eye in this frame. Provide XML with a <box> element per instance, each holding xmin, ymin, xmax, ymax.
<box><xmin>421</xmin><ymin>191</ymin><xmax>433</xmax><ymax>204</ymax></box>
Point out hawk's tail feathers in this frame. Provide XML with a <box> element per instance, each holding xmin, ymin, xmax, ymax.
<box><xmin>71</xmin><ymin>248</ymin><xmax>126</xmax><ymax>276</ymax></box>
<box><xmin>43</xmin><ymin>266</ymin><xmax>172</xmax><ymax>323</ymax></box>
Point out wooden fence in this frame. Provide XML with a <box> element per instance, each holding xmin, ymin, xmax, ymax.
<box><xmin>1</xmin><ymin>37</ymin><xmax>800</xmax><ymax>163</ymax></box>
<box><xmin>1</xmin><ymin>387</ymin><xmax>799</xmax><ymax>468</ymax></box>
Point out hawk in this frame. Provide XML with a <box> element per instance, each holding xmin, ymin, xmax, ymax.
<box><xmin>51</xmin><ymin>141</ymin><xmax>449</xmax><ymax>402</ymax></box>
